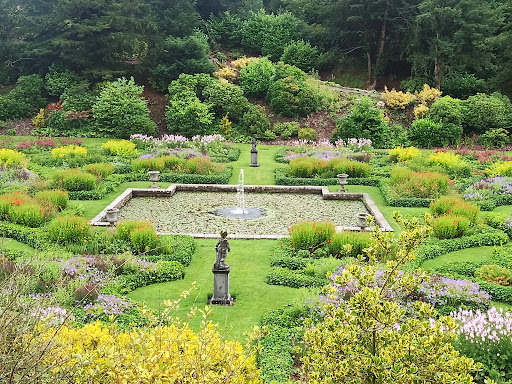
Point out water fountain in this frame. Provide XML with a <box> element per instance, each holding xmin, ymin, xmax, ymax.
<box><xmin>211</xmin><ymin>169</ymin><xmax>266</xmax><ymax>219</ymax></box>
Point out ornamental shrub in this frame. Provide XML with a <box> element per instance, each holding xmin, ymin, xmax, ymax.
<box><xmin>478</xmin><ymin>128</ymin><xmax>509</xmax><ymax>149</ymax></box>
<box><xmin>429</xmin><ymin>196</ymin><xmax>480</xmax><ymax>224</ymax></box>
<box><xmin>202</xmin><ymin>81</ymin><xmax>250</xmax><ymax>121</ymax></box>
<box><xmin>441</xmin><ymin>72</ymin><xmax>487</xmax><ymax>99</ymax></box>
<box><xmin>239</xmin><ymin>57</ymin><xmax>276</xmax><ymax>96</ymax></box>
<box><xmin>475</xmin><ymin>264</ymin><xmax>512</xmax><ymax>286</ymax></box>
<box><xmin>390</xmin><ymin>168</ymin><xmax>450</xmax><ymax>199</ymax></box>
<box><xmin>44</xmin><ymin>65</ymin><xmax>80</xmax><ymax>97</ymax></box>
<box><xmin>486</xmin><ymin>161</ymin><xmax>512</xmax><ymax>177</ymax></box>
<box><xmin>274</xmin><ymin>122</ymin><xmax>300</xmax><ymax>139</ymax></box>
<box><xmin>328</xmin><ymin>232</ymin><xmax>372</xmax><ymax>258</ymax></box>
<box><xmin>289</xmin><ymin>221</ymin><xmax>335</xmax><ymax>252</ymax></box>
<box><xmin>331</xmin><ymin>97</ymin><xmax>389</xmax><ymax>148</ymax></box>
<box><xmin>166</xmin><ymin>94</ymin><xmax>214</xmax><ymax>137</ymax></box>
<box><xmin>0</xmin><ymin>74</ymin><xmax>46</xmax><ymax>121</ymax></box>
<box><xmin>287</xmin><ymin>157</ymin><xmax>370</xmax><ymax>179</ymax></box>
<box><xmin>0</xmin><ymin>192</ymin><xmax>50</xmax><ymax>227</ymax></box>
<box><xmin>432</xmin><ymin>215</ymin><xmax>470</xmax><ymax>239</ymax></box>
<box><xmin>132</xmin><ymin>157</ymin><xmax>166</xmax><ymax>173</ymax></box>
<box><xmin>51</xmin><ymin>145</ymin><xmax>87</xmax><ymax>160</ymax></box>
<box><xmin>298</xmin><ymin>127</ymin><xmax>317</xmax><ymax>142</ymax></box>
<box><xmin>34</xmin><ymin>320</ymin><xmax>260</xmax><ymax>384</ymax></box>
<box><xmin>381</xmin><ymin>87</ymin><xmax>415</xmax><ymax>109</ymax></box>
<box><xmin>280</xmin><ymin>40</ymin><xmax>319</xmax><ymax>72</ymax></box>
<box><xmin>51</xmin><ymin>169</ymin><xmax>97</xmax><ymax>191</ymax></box>
<box><xmin>462</xmin><ymin>92</ymin><xmax>512</xmax><ymax>134</ymax></box>
<box><xmin>388</xmin><ymin>146</ymin><xmax>421</xmax><ymax>162</ymax></box>
<box><xmin>413</xmin><ymin>103</ymin><xmax>429</xmax><ymax>119</ymax></box>
<box><xmin>0</xmin><ymin>149</ymin><xmax>28</xmax><ymax>168</ymax></box>
<box><xmin>328</xmin><ymin>158</ymin><xmax>371</xmax><ymax>178</ymax></box>
<box><xmin>101</xmin><ymin>140</ymin><xmax>139</xmax><ymax>157</ymax></box>
<box><xmin>93</xmin><ymin>77</ymin><xmax>157</xmax><ymax>138</ymax></box>
<box><xmin>35</xmin><ymin>189</ymin><xmax>69</xmax><ymax>211</ymax></box>
<box><xmin>47</xmin><ymin>215</ymin><xmax>90</xmax><ymax>244</ymax></box>
<box><xmin>213</xmin><ymin>67</ymin><xmax>238</xmax><ymax>82</ymax></box>
<box><xmin>427</xmin><ymin>96</ymin><xmax>463</xmax><ymax>143</ymax></box>
<box><xmin>186</xmin><ymin>157</ymin><xmax>224</xmax><ymax>175</ymax></box>
<box><xmin>416</xmin><ymin>84</ymin><xmax>442</xmax><ymax>106</ymax></box>
<box><xmin>117</xmin><ymin>220</ymin><xmax>159</xmax><ymax>254</ymax></box>
<box><xmin>239</xmin><ymin>104</ymin><xmax>271</xmax><ymax>136</ymax></box>
<box><xmin>410</xmin><ymin>116</ymin><xmax>462</xmax><ymax>148</ymax></box>
<box><xmin>267</xmin><ymin>75</ymin><xmax>322</xmax><ymax>118</ymax></box>
<box><xmin>84</xmin><ymin>163</ymin><xmax>114</xmax><ymax>181</ymax></box>
<box><xmin>428</xmin><ymin>151</ymin><xmax>470</xmax><ymax>177</ymax></box>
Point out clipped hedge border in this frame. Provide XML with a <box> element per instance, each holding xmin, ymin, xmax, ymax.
<box><xmin>127</xmin><ymin>166</ymin><xmax>233</xmax><ymax>185</ymax></box>
<box><xmin>211</xmin><ymin>147</ymin><xmax>241</xmax><ymax>163</ymax></box>
<box><xmin>378</xmin><ymin>180</ymin><xmax>433</xmax><ymax>207</ymax></box>
<box><xmin>0</xmin><ymin>222</ymin><xmax>53</xmax><ymax>250</ymax></box>
<box><xmin>0</xmin><ymin>248</ymin><xmax>31</xmax><ymax>260</ymax></box>
<box><xmin>117</xmin><ymin>260</ymin><xmax>185</xmax><ymax>293</ymax></box>
<box><xmin>274</xmin><ymin>168</ymin><xmax>380</xmax><ymax>187</ymax></box>
<box><xmin>258</xmin><ymin>306</ymin><xmax>306</xmax><ymax>383</ymax></box>
<box><xmin>408</xmin><ymin>226</ymin><xmax>509</xmax><ymax>270</ymax></box>
<box><xmin>270</xmin><ymin>255</ymin><xmax>308</xmax><ymax>270</ymax></box>
<box><xmin>484</xmin><ymin>213</ymin><xmax>512</xmax><ymax>239</ymax></box>
<box><xmin>266</xmin><ymin>267</ymin><xmax>328</xmax><ymax>288</ymax></box>
<box><xmin>477</xmin><ymin>195</ymin><xmax>512</xmax><ymax>211</ymax></box>
<box><xmin>68</xmin><ymin>177</ymin><xmax>124</xmax><ymax>200</ymax></box>
<box><xmin>139</xmin><ymin>235</ymin><xmax>195</xmax><ymax>267</ymax></box>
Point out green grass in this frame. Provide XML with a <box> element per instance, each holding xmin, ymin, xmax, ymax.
<box><xmin>491</xmin><ymin>301</ymin><xmax>512</xmax><ymax>312</ymax></box>
<box><xmin>127</xmin><ymin>239</ymin><xmax>312</xmax><ymax>342</ymax></box>
<box><xmin>228</xmin><ymin>143</ymin><xmax>283</xmax><ymax>185</ymax></box>
<box><xmin>0</xmin><ymin>237</ymin><xmax>36</xmax><ymax>254</ymax></box>
<box><xmin>420</xmin><ymin>246</ymin><xmax>497</xmax><ymax>271</ymax></box>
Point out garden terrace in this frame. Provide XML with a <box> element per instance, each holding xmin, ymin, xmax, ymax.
<box><xmin>90</xmin><ymin>183</ymin><xmax>393</xmax><ymax>238</ymax></box>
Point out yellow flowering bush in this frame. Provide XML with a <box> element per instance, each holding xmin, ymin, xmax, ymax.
<box><xmin>381</xmin><ymin>86</ymin><xmax>415</xmax><ymax>109</ymax></box>
<box><xmin>413</xmin><ymin>103</ymin><xmax>429</xmax><ymax>119</ymax></box>
<box><xmin>213</xmin><ymin>67</ymin><xmax>238</xmax><ymax>82</ymax></box>
<box><xmin>388</xmin><ymin>146</ymin><xmax>422</xmax><ymax>162</ymax></box>
<box><xmin>35</xmin><ymin>320</ymin><xmax>261</xmax><ymax>383</ymax></box>
<box><xmin>416</xmin><ymin>84</ymin><xmax>442</xmax><ymax>106</ymax></box>
<box><xmin>429</xmin><ymin>151</ymin><xmax>471</xmax><ymax>177</ymax></box>
<box><xmin>486</xmin><ymin>161</ymin><xmax>512</xmax><ymax>177</ymax></box>
<box><xmin>0</xmin><ymin>148</ymin><xmax>28</xmax><ymax>168</ymax></box>
<box><xmin>102</xmin><ymin>139</ymin><xmax>139</xmax><ymax>157</ymax></box>
<box><xmin>231</xmin><ymin>57</ymin><xmax>259</xmax><ymax>70</ymax></box>
<box><xmin>51</xmin><ymin>145</ymin><xmax>87</xmax><ymax>159</ymax></box>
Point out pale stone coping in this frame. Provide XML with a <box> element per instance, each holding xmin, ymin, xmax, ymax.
<box><xmin>90</xmin><ymin>184</ymin><xmax>394</xmax><ymax>236</ymax></box>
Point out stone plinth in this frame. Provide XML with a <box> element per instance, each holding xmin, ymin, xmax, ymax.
<box><xmin>210</xmin><ymin>267</ymin><xmax>233</xmax><ymax>305</ymax></box>
<box><xmin>250</xmin><ymin>149</ymin><xmax>259</xmax><ymax>167</ymax></box>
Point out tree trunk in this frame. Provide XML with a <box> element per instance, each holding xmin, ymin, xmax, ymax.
<box><xmin>367</xmin><ymin>51</ymin><xmax>375</xmax><ymax>89</ymax></box>
<box><xmin>434</xmin><ymin>56</ymin><xmax>442</xmax><ymax>90</ymax></box>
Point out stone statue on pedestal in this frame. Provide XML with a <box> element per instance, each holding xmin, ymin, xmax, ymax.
<box><xmin>214</xmin><ymin>230</ymin><xmax>230</xmax><ymax>270</ymax></box>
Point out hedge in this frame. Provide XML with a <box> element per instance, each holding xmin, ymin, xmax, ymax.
<box><xmin>0</xmin><ymin>222</ymin><xmax>53</xmax><ymax>250</ymax></box>
<box><xmin>139</xmin><ymin>235</ymin><xmax>195</xmax><ymax>267</ymax></box>
<box><xmin>477</xmin><ymin>195</ymin><xmax>512</xmax><ymax>211</ymax></box>
<box><xmin>266</xmin><ymin>267</ymin><xmax>328</xmax><ymax>288</ymax></box>
<box><xmin>117</xmin><ymin>260</ymin><xmax>185</xmax><ymax>293</ymax></box>
<box><xmin>379</xmin><ymin>180</ymin><xmax>433</xmax><ymax>207</ymax></box>
<box><xmin>408</xmin><ymin>226</ymin><xmax>509</xmax><ymax>269</ymax></box>
<box><xmin>68</xmin><ymin>177</ymin><xmax>124</xmax><ymax>200</ymax></box>
<box><xmin>258</xmin><ymin>305</ymin><xmax>307</xmax><ymax>383</ymax></box>
<box><xmin>127</xmin><ymin>166</ymin><xmax>233</xmax><ymax>185</ymax></box>
<box><xmin>270</xmin><ymin>254</ymin><xmax>308</xmax><ymax>270</ymax></box>
<box><xmin>211</xmin><ymin>147</ymin><xmax>241</xmax><ymax>163</ymax></box>
<box><xmin>274</xmin><ymin>168</ymin><xmax>380</xmax><ymax>187</ymax></box>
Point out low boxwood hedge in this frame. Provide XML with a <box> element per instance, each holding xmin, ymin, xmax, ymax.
<box><xmin>127</xmin><ymin>166</ymin><xmax>233</xmax><ymax>185</ymax></box>
<box><xmin>266</xmin><ymin>267</ymin><xmax>328</xmax><ymax>288</ymax></box>
<box><xmin>408</xmin><ymin>226</ymin><xmax>509</xmax><ymax>270</ymax></box>
<box><xmin>138</xmin><ymin>235</ymin><xmax>195</xmax><ymax>267</ymax></box>
<box><xmin>378</xmin><ymin>180</ymin><xmax>433</xmax><ymax>207</ymax></box>
<box><xmin>211</xmin><ymin>147</ymin><xmax>241</xmax><ymax>163</ymax></box>
<box><xmin>274</xmin><ymin>168</ymin><xmax>380</xmax><ymax>187</ymax></box>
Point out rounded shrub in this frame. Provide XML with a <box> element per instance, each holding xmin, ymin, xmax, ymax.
<box><xmin>51</xmin><ymin>169</ymin><xmax>97</xmax><ymax>191</ymax></box>
<box><xmin>101</xmin><ymin>140</ymin><xmax>139</xmax><ymax>157</ymax></box>
<box><xmin>84</xmin><ymin>162</ymin><xmax>114</xmax><ymax>180</ymax></box>
<box><xmin>289</xmin><ymin>221</ymin><xmax>335</xmax><ymax>252</ymax></box>
<box><xmin>298</xmin><ymin>127</ymin><xmax>317</xmax><ymax>142</ymax></box>
<box><xmin>328</xmin><ymin>232</ymin><xmax>372</xmax><ymax>258</ymax></box>
<box><xmin>267</xmin><ymin>76</ymin><xmax>321</xmax><ymax>118</ymax></box>
<box><xmin>280</xmin><ymin>40</ymin><xmax>319</xmax><ymax>72</ymax></box>
<box><xmin>117</xmin><ymin>220</ymin><xmax>159</xmax><ymax>254</ymax></box>
<box><xmin>409</xmin><ymin>118</ymin><xmax>449</xmax><ymax>148</ymax></box>
<box><xmin>430</xmin><ymin>196</ymin><xmax>480</xmax><ymax>224</ymax></box>
<box><xmin>35</xmin><ymin>189</ymin><xmax>69</xmax><ymax>211</ymax></box>
<box><xmin>47</xmin><ymin>215</ymin><xmax>90</xmax><ymax>244</ymax></box>
<box><xmin>475</xmin><ymin>264</ymin><xmax>512</xmax><ymax>286</ymax></box>
<box><xmin>239</xmin><ymin>57</ymin><xmax>276</xmax><ymax>96</ymax></box>
<box><xmin>432</xmin><ymin>215</ymin><xmax>470</xmax><ymax>239</ymax></box>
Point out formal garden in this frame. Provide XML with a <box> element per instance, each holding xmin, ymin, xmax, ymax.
<box><xmin>2</xmin><ymin>14</ymin><xmax>512</xmax><ymax>380</ymax></box>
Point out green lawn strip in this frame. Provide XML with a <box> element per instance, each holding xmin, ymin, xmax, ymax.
<box><xmin>229</xmin><ymin>144</ymin><xmax>283</xmax><ymax>185</ymax></box>
<box><xmin>0</xmin><ymin>236</ymin><xmax>36</xmax><ymax>253</ymax></box>
<box><xmin>489</xmin><ymin>205</ymin><xmax>512</xmax><ymax>217</ymax></box>
<box><xmin>492</xmin><ymin>301</ymin><xmax>512</xmax><ymax>312</ymax></box>
<box><xmin>79</xmin><ymin>181</ymin><xmax>170</xmax><ymax>219</ymax></box>
<box><xmin>420</xmin><ymin>246</ymin><xmax>497</xmax><ymax>271</ymax></box>
<box><xmin>127</xmin><ymin>239</ymin><xmax>308</xmax><ymax>342</ymax></box>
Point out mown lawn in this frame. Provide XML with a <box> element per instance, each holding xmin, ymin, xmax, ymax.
<box><xmin>127</xmin><ymin>239</ymin><xmax>312</xmax><ymax>342</ymax></box>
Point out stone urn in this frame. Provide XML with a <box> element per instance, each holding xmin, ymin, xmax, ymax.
<box><xmin>105</xmin><ymin>208</ymin><xmax>119</xmax><ymax>226</ymax></box>
<box><xmin>356</xmin><ymin>212</ymin><xmax>369</xmax><ymax>230</ymax></box>
<box><xmin>337</xmin><ymin>173</ymin><xmax>349</xmax><ymax>192</ymax></box>
<box><xmin>148</xmin><ymin>170</ymin><xmax>160</xmax><ymax>189</ymax></box>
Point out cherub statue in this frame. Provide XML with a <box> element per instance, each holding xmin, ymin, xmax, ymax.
<box><xmin>214</xmin><ymin>230</ymin><xmax>230</xmax><ymax>270</ymax></box>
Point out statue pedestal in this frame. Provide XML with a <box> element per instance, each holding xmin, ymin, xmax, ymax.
<box><xmin>210</xmin><ymin>266</ymin><xmax>233</xmax><ymax>305</ymax></box>
<box><xmin>250</xmin><ymin>149</ymin><xmax>259</xmax><ymax>167</ymax></box>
